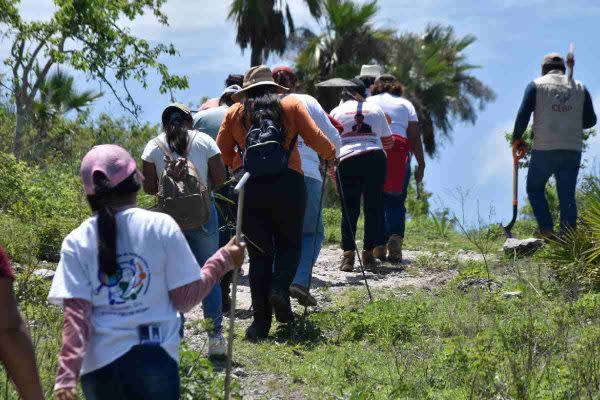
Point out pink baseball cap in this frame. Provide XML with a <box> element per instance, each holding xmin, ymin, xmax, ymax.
<box><xmin>80</xmin><ymin>144</ymin><xmax>141</xmax><ymax>195</ymax></box>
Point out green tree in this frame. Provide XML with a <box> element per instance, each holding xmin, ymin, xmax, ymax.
<box><xmin>1</xmin><ymin>0</ymin><xmax>188</xmax><ymax>159</ymax></box>
<box><xmin>295</xmin><ymin>0</ymin><xmax>393</xmax><ymax>87</ymax></box>
<box><xmin>386</xmin><ymin>24</ymin><xmax>496</xmax><ymax>155</ymax></box>
<box><xmin>228</xmin><ymin>0</ymin><xmax>323</xmax><ymax>67</ymax></box>
<box><xmin>33</xmin><ymin>68</ymin><xmax>103</xmax><ymax>133</ymax></box>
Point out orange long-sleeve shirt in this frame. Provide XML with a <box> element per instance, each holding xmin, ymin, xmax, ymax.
<box><xmin>216</xmin><ymin>95</ymin><xmax>336</xmax><ymax>174</ymax></box>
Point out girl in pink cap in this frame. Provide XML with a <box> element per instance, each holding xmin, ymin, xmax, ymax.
<box><xmin>49</xmin><ymin>144</ymin><xmax>244</xmax><ymax>400</ymax></box>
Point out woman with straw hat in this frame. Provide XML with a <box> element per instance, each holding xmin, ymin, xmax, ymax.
<box><xmin>217</xmin><ymin>65</ymin><xmax>336</xmax><ymax>341</ymax></box>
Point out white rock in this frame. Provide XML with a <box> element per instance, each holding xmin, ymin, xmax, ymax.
<box><xmin>503</xmin><ymin>238</ymin><xmax>543</xmax><ymax>255</ymax></box>
<box><xmin>502</xmin><ymin>291</ymin><xmax>522</xmax><ymax>299</ymax></box>
<box><xmin>32</xmin><ymin>269</ymin><xmax>55</xmax><ymax>280</ymax></box>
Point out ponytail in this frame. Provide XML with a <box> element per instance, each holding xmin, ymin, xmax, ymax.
<box><xmin>87</xmin><ymin>171</ymin><xmax>141</xmax><ymax>277</ymax></box>
<box><xmin>92</xmin><ymin>171</ymin><xmax>118</xmax><ymax>276</ymax></box>
<box><xmin>164</xmin><ymin>110</ymin><xmax>191</xmax><ymax>155</ymax></box>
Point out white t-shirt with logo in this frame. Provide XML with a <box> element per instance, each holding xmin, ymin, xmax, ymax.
<box><xmin>367</xmin><ymin>93</ymin><xmax>418</xmax><ymax>138</ymax></box>
<box><xmin>48</xmin><ymin>208</ymin><xmax>201</xmax><ymax>375</ymax></box>
<box><xmin>330</xmin><ymin>100</ymin><xmax>393</xmax><ymax>161</ymax></box>
<box><xmin>287</xmin><ymin>94</ymin><xmax>341</xmax><ymax>181</ymax></box>
<box><xmin>141</xmin><ymin>130</ymin><xmax>220</xmax><ymax>186</ymax></box>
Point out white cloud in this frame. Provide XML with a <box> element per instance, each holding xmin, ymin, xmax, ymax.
<box><xmin>477</xmin><ymin>120</ymin><xmax>514</xmax><ymax>185</ymax></box>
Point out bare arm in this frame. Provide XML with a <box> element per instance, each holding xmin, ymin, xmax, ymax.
<box><xmin>207</xmin><ymin>154</ymin><xmax>226</xmax><ymax>190</ymax></box>
<box><xmin>142</xmin><ymin>160</ymin><xmax>159</xmax><ymax>195</ymax></box>
<box><xmin>407</xmin><ymin>121</ymin><xmax>426</xmax><ymax>182</ymax></box>
<box><xmin>0</xmin><ymin>279</ymin><xmax>44</xmax><ymax>400</ymax></box>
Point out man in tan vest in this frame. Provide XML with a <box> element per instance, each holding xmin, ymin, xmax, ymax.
<box><xmin>512</xmin><ymin>53</ymin><xmax>596</xmax><ymax>238</ymax></box>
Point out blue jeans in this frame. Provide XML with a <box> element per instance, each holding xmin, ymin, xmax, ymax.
<box><xmin>383</xmin><ymin>161</ymin><xmax>411</xmax><ymax>241</ymax></box>
<box><xmin>526</xmin><ymin>150</ymin><xmax>582</xmax><ymax>232</ymax></box>
<box><xmin>81</xmin><ymin>345</ymin><xmax>179</xmax><ymax>400</ymax></box>
<box><xmin>183</xmin><ymin>201</ymin><xmax>222</xmax><ymax>336</ymax></box>
<box><xmin>292</xmin><ymin>176</ymin><xmax>325</xmax><ymax>288</ymax></box>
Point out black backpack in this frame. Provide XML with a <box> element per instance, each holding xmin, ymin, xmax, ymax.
<box><xmin>242</xmin><ymin>118</ymin><xmax>297</xmax><ymax>177</ymax></box>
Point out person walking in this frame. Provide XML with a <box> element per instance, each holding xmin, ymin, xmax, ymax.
<box><xmin>199</xmin><ymin>74</ymin><xmax>244</xmax><ymax>111</ymax></box>
<box><xmin>193</xmin><ymin>85</ymin><xmax>241</xmax><ymax>140</ymax></box>
<box><xmin>194</xmin><ymin>86</ymin><xmax>241</xmax><ymax>313</ymax></box>
<box><xmin>367</xmin><ymin>74</ymin><xmax>426</xmax><ymax>263</ymax></box>
<box><xmin>272</xmin><ymin>66</ymin><xmax>341</xmax><ymax>307</ymax></box>
<box><xmin>330</xmin><ymin>79</ymin><xmax>393</xmax><ymax>272</ymax></box>
<box><xmin>50</xmin><ymin>145</ymin><xmax>244</xmax><ymax>400</ymax></box>
<box><xmin>0</xmin><ymin>247</ymin><xmax>44</xmax><ymax>400</ymax></box>
<box><xmin>217</xmin><ymin>65</ymin><xmax>336</xmax><ymax>341</ymax></box>
<box><xmin>142</xmin><ymin>104</ymin><xmax>228</xmax><ymax>358</ymax></box>
<box><xmin>512</xmin><ymin>53</ymin><xmax>596</xmax><ymax>238</ymax></box>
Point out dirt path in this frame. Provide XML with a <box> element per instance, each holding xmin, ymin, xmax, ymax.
<box><xmin>184</xmin><ymin>245</ymin><xmax>483</xmax><ymax>399</ymax></box>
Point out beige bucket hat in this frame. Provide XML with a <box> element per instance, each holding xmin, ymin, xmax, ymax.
<box><xmin>231</xmin><ymin>65</ymin><xmax>289</xmax><ymax>102</ymax></box>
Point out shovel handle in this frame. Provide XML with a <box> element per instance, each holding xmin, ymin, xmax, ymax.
<box><xmin>511</xmin><ymin>141</ymin><xmax>527</xmax><ymax>204</ymax></box>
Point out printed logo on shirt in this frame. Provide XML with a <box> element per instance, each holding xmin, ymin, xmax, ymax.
<box><xmin>551</xmin><ymin>87</ymin><xmax>573</xmax><ymax>112</ymax></box>
<box><xmin>96</xmin><ymin>253</ymin><xmax>151</xmax><ymax>305</ymax></box>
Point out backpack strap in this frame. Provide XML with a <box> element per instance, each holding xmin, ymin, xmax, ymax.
<box><xmin>184</xmin><ymin>131</ymin><xmax>197</xmax><ymax>158</ymax></box>
<box><xmin>154</xmin><ymin>137</ymin><xmax>174</xmax><ymax>161</ymax></box>
<box><xmin>287</xmin><ymin>133</ymin><xmax>299</xmax><ymax>157</ymax></box>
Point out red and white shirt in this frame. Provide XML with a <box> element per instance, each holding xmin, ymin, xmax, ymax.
<box><xmin>330</xmin><ymin>100</ymin><xmax>393</xmax><ymax>161</ymax></box>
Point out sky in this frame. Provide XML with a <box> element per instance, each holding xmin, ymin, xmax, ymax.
<box><xmin>2</xmin><ymin>0</ymin><xmax>600</xmax><ymax>225</ymax></box>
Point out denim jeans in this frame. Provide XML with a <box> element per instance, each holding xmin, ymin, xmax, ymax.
<box><xmin>383</xmin><ymin>160</ymin><xmax>411</xmax><ymax>241</ymax></box>
<box><xmin>183</xmin><ymin>201</ymin><xmax>222</xmax><ymax>336</ymax></box>
<box><xmin>292</xmin><ymin>176</ymin><xmax>325</xmax><ymax>288</ymax></box>
<box><xmin>526</xmin><ymin>150</ymin><xmax>582</xmax><ymax>232</ymax></box>
<box><xmin>81</xmin><ymin>345</ymin><xmax>179</xmax><ymax>400</ymax></box>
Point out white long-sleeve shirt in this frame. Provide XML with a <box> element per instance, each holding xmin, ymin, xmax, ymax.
<box><xmin>285</xmin><ymin>94</ymin><xmax>341</xmax><ymax>181</ymax></box>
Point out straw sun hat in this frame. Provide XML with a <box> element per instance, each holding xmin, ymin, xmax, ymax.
<box><xmin>231</xmin><ymin>65</ymin><xmax>289</xmax><ymax>102</ymax></box>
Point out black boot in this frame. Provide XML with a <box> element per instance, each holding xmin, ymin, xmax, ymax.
<box><xmin>270</xmin><ymin>290</ymin><xmax>294</xmax><ymax>323</ymax></box>
<box><xmin>246</xmin><ymin>265</ymin><xmax>272</xmax><ymax>341</ymax></box>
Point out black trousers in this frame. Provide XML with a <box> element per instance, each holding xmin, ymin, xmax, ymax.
<box><xmin>337</xmin><ymin>150</ymin><xmax>387</xmax><ymax>251</ymax></box>
<box><xmin>242</xmin><ymin>169</ymin><xmax>306</xmax><ymax>324</ymax></box>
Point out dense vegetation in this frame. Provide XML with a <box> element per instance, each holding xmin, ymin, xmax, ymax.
<box><xmin>1</xmin><ymin>102</ymin><xmax>599</xmax><ymax>398</ymax></box>
<box><xmin>1</xmin><ymin>0</ymin><xmax>599</xmax><ymax>399</ymax></box>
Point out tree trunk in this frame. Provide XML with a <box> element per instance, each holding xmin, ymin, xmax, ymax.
<box><xmin>250</xmin><ymin>47</ymin><xmax>262</xmax><ymax>67</ymax></box>
<box><xmin>12</xmin><ymin>103</ymin><xmax>27</xmax><ymax>160</ymax></box>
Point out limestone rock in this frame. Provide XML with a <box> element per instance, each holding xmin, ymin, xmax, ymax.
<box><xmin>503</xmin><ymin>238</ymin><xmax>544</xmax><ymax>256</ymax></box>
<box><xmin>32</xmin><ymin>268</ymin><xmax>55</xmax><ymax>280</ymax></box>
<box><xmin>502</xmin><ymin>291</ymin><xmax>522</xmax><ymax>299</ymax></box>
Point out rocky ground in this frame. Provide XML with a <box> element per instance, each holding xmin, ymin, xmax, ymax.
<box><xmin>184</xmin><ymin>245</ymin><xmax>491</xmax><ymax>399</ymax></box>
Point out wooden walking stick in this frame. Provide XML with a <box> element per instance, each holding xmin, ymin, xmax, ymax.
<box><xmin>224</xmin><ymin>171</ymin><xmax>250</xmax><ymax>400</ymax></box>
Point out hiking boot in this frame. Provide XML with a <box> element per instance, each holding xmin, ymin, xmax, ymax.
<box><xmin>289</xmin><ymin>284</ymin><xmax>318</xmax><ymax>307</ymax></box>
<box><xmin>270</xmin><ymin>292</ymin><xmax>295</xmax><ymax>323</ymax></box>
<box><xmin>361</xmin><ymin>250</ymin><xmax>378</xmax><ymax>269</ymax></box>
<box><xmin>340</xmin><ymin>250</ymin><xmax>355</xmax><ymax>272</ymax></box>
<box><xmin>245</xmin><ymin>321</ymin><xmax>270</xmax><ymax>342</ymax></box>
<box><xmin>387</xmin><ymin>235</ymin><xmax>403</xmax><ymax>264</ymax></box>
<box><xmin>538</xmin><ymin>229</ymin><xmax>556</xmax><ymax>243</ymax></box>
<box><xmin>208</xmin><ymin>333</ymin><xmax>227</xmax><ymax>359</ymax></box>
<box><xmin>373</xmin><ymin>245</ymin><xmax>387</xmax><ymax>262</ymax></box>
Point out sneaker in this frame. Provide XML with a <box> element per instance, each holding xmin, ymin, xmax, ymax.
<box><xmin>387</xmin><ymin>235</ymin><xmax>403</xmax><ymax>264</ymax></box>
<box><xmin>208</xmin><ymin>333</ymin><xmax>227</xmax><ymax>359</ymax></box>
<box><xmin>373</xmin><ymin>245</ymin><xmax>387</xmax><ymax>262</ymax></box>
<box><xmin>340</xmin><ymin>250</ymin><xmax>355</xmax><ymax>272</ymax></box>
<box><xmin>289</xmin><ymin>284</ymin><xmax>318</xmax><ymax>307</ymax></box>
<box><xmin>269</xmin><ymin>292</ymin><xmax>295</xmax><ymax>323</ymax></box>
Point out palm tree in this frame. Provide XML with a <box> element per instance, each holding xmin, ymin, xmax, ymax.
<box><xmin>34</xmin><ymin>68</ymin><xmax>103</xmax><ymax>120</ymax></box>
<box><xmin>295</xmin><ymin>0</ymin><xmax>393</xmax><ymax>87</ymax></box>
<box><xmin>228</xmin><ymin>0</ymin><xmax>323</xmax><ymax>67</ymax></box>
<box><xmin>32</xmin><ymin>68</ymin><xmax>102</xmax><ymax>145</ymax></box>
<box><xmin>387</xmin><ymin>24</ymin><xmax>496</xmax><ymax>155</ymax></box>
